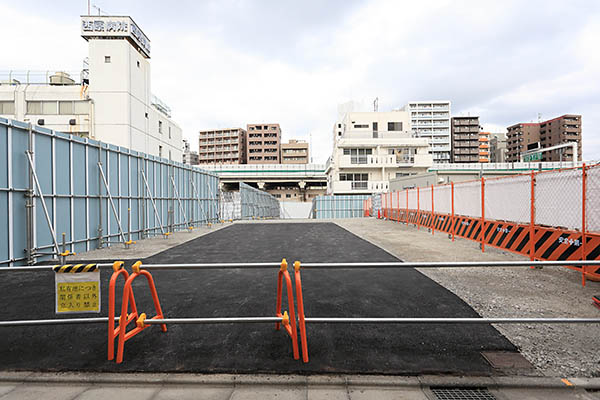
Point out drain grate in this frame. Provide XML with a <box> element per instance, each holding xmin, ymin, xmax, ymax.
<box><xmin>430</xmin><ymin>387</ymin><xmax>496</xmax><ymax>400</ymax></box>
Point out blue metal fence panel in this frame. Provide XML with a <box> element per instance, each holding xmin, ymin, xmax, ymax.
<box><xmin>311</xmin><ymin>195</ymin><xmax>369</xmax><ymax>219</ymax></box>
<box><xmin>0</xmin><ymin>119</ymin><xmax>220</xmax><ymax>267</ymax></box>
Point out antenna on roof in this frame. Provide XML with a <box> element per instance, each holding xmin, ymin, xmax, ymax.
<box><xmin>373</xmin><ymin>97</ymin><xmax>378</xmax><ymax>112</ymax></box>
<box><xmin>538</xmin><ymin>113</ymin><xmax>542</xmax><ymax>122</ymax></box>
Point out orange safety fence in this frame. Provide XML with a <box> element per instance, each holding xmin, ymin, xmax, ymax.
<box><xmin>371</xmin><ymin>163</ymin><xmax>600</xmax><ymax>285</ymax></box>
<box><xmin>108</xmin><ymin>261</ymin><xmax>167</xmax><ymax>363</ymax></box>
<box><xmin>276</xmin><ymin>259</ymin><xmax>300</xmax><ymax>360</ymax></box>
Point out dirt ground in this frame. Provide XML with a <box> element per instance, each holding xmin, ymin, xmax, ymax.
<box><xmin>335</xmin><ymin>217</ymin><xmax>600</xmax><ymax>377</ymax></box>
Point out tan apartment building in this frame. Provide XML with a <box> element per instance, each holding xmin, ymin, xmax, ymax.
<box><xmin>281</xmin><ymin>139</ymin><xmax>309</xmax><ymax>164</ymax></box>
<box><xmin>198</xmin><ymin>128</ymin><xmax>247</xmax><ymax>164</ymax></box>
<box><xmin>246</xmin><ymin>123</ymin><xmax>281</xmax><ymax>164</ymax></box>
<box><xmin>451</xmin><ymin>116</ymin><xmax>481</xmax><ymax>163</ymax></box>
<box><xmin>506</xmin><ymin>115</ymin><xmax>581</xmax><ymax>162</ymax></box>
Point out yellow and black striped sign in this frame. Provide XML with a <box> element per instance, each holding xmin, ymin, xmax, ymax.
<box><xmin>53</xmin><ymin>264</ymin><xmax>97</xmax><ymax>273</ymax></box>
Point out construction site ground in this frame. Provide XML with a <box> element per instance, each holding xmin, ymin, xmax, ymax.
<box><xmin>1</xmin><ymin>218</ymin><xmax>599</xmax><ymax>399</ymax></box>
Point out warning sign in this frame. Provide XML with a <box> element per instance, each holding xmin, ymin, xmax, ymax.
<box><xmin>55</xmin><ymin>268</ymin><xmax>101</xmax><ymax>314</ymax></box>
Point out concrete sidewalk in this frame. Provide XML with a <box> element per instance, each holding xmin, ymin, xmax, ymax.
<box><xmin>0</xmin><ymin>372</ymin><xmax>599</xmax><ymax>399</ymax></box>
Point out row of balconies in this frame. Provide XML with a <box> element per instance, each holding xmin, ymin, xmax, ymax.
<box><xmin>452</xmin><ymin>119</ymin><xmax>479</xmax><ymax>126</ymax></box>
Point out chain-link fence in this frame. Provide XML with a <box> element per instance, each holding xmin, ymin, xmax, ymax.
<box><xmin>367</xmin><ymin>163</ymin><xmax>600</xmax><ymax>264</ymax></box>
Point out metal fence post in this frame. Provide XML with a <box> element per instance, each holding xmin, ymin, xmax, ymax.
<box><xmin>97</xmin><ymin>146</ymin><xmax>104</xmax><ymax>249</ymax></box>
<box><xmin>25</xmin><ymin>123</ymin><xmax>35</xmax><ymax>264</ymax></box>
<box><xmin>529</xmin><ymin>171</ymin><xmax>535</xmax><ymax>264</ymax></box>
<box><xmin>451</xmin><ymin>182</ymin><xmax>455</xmax><ymax>242</ymax></box>
<box><xmin>582</xmin><ymin>163</ymin><xmax>587</xmax><ymax>286</ymax></box>
<box><xmin>480</xmin><ymin>177</ymin><xmax>485</xmax><ymax>252</ymax></box>
<box><xmin>417</xmin><ymin>187</ymin><xmax>420</xmax><ymax>230</ymax></box>
<box><xmin>431</xmin><ymin>184</ymin><xmax>435</xmax><ymax>236</ymax></box>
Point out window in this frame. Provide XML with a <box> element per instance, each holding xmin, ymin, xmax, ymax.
<box><xmin>158</xmin><ymin>145</ymin><xmax>163</xmax><ymax>157</ymax></box>
<box><xmin>42</xmin><ymin>101</ymin><xmax>57</xmax><ymax>115</ymax></box>
<box><xmin>136</xmin><ymin>60</ymin><xmax>140</xmax><ymax>68</ymax></box>
<box><xmin>159</xmin><ymin>120</ymin><xmax>163</xmax><ymax>134</ymax></box>
<box><xmin>286</xmin><ymin>194</ymin><xmax>291</xmax><ymax>198</ymax></box>
<box><xmin>105</xmin><ymin>56</ymin><xmax>111</xmax><ymax>63</ymax></box>
<box><xmin>168</xmin><ymin>126</ymin><xmax>171</xmax><ymax>139</ymax></box>
<box><xmin>59</xmin><ymin>101</ymin><xmax>73</xmax><ymax>115</ymax></box>
<box><xmin>388</xmin><ymin>122</ymin><xmax>403</xmax><ymax>131</ymax></box>
<box><xmin>354</xmin><ymin>124</ymin><xmax>368</xmax><ymax>128</ymax></box>
<box><xmin>0</xmin><ymin>101</ymin><xmax>15</xmax><ymax>114</ymax></box>
<box><xmin>27</xmin><ymin>101</ymin><xmax>59</xmax><ymax>115</ymax></box>
<box><xmin>27</xmin><ymin>101</ymin><xmax>41</xmax><ymax>114</ymax></box>
<box><xmin>339</xmin><ymin>173</ymin><xmax>368</xmax><ymax>181</ymax></box>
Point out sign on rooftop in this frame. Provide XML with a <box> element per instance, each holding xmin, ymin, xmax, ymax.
<box><xmin>81</xmin><ymin>16</ymin><xmax>151</xmax><ymax>58</ymax></box>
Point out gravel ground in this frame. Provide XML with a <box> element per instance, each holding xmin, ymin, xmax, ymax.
<box><xmin>335</xmin><ymin>218</ymin><xmax>600</xmax><ymax>378</ymax></box>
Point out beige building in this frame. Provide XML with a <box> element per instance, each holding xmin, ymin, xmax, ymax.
<box><xmin>327</xmin><ymin>110</ymin><xmax>433</xmax><ymax>195</ymax></box>
<box><xmin>246</xmin><ymin>123</ymin><xmax>281</xmax><ymax>164</ymax></box>
<box><xmin>281</xmin><ymin>139</ymin><xmax>309</xmax><ymax>164</ymax></box>
<box><xmin>490</xmin><ymin>132</ymin><xmax>507</xmax><ymax>163</ymax></box>
<box><xmin>198</xmin><ymin>128</ymin><xmax>247</xmax><ymax>164</ymax></box>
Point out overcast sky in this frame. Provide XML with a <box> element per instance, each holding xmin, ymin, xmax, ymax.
<box><xmin>1</xmin><ymin>0</ymin><xmax>599</xmax><ymax>163</ymax></box>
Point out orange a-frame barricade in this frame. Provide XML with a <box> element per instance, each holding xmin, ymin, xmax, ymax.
<box><xmin>293</xmin><ymin>261</ymin><xmax>309</xmax><ymax>363</ymax></box>
<box><xmin>276</xmin><ymin>259</ymin><xmax>300</xmax><ymax>360</ymax></box>
<box><xmin>108</xmin><ymin>260</ymin><xmax>167</xmax><ymax>364</ymax></box>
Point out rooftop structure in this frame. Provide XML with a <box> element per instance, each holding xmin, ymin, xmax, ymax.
<box><xmin>0</xmin><ymin>15</ymin><xmax>183</xmax><ymax>161</ymax></box>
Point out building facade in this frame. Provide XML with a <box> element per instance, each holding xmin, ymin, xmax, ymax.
<box><xmin>506</xmin><ymin>115</ymin><xmax>581</xmax><ymax>162</ymax></box>
<box><xmin>539</xmin><ymin>115</ymin><xmax>582</xmax><ymax>161</ymax></box>
<box><xmin>246</xmin><ymin>123</ymin><xmax>281</xmax><ymax>164</ymax></box>
<box><xmin>489</xmin><ymin>132</ymin><xmax>507</xmax><ymax>163</ymax></box>
<box><xmin>0</xmin><ymin>15</ymin><xmax>183</xmax><ymax>161</ymax></box>
<box><xmin>281</xmin><ymin>139</ymin><xmax>309</xmax><ymax>164</ymax></box>
<box><xmin>451</xmin><ymin>116</ymin><xmax>481</xmax><ymax>163</ymax></box>
<box><xmin>327</xmin><ymin>110</ymin><xmax>433</xmax><ymax>195</ymax></box>
<box><xmin>182</xmin><ymin>139</ymin><xmax>199</xmax><ymax>165</ymax></box>
<box><xmin>198</xmin><ymin>128</ymin><xmax>247</xmax><ymax>164</ymax></box>
<box><xmin>401</xmin><ymin>101</ymin><xmax>451</xmax><ymax>163</ymax></box>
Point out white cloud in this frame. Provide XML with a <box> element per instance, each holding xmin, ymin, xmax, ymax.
<box><xmin>1</xmin><ymin>0</ymin><xmax>599</xmax><ymax>162</ymax></box>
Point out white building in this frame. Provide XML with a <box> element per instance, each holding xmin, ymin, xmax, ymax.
<box><xmin>0</xmin><ymin>15</ymin><xmax>183</xmax><ymax>161</ymax></box>
<box><xmin>401</xmin><ymin>101</ymin><xmax>451</xmax><ymax>163</ymax></box>
<box><xmin>327</xmin><ymin>110</ymin><xmax>433</xmax><ymax>195</ymax></box>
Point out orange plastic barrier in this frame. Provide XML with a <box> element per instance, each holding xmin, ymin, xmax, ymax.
<box><xmin>275</xmin><ymin>259</ymin><xmax>300</xmax><ymax>360</ymax></box>
<box><xmin>108</xmin><ymin>261</ymin><xmax>138</xmax><ymax>361</ymax></box>
<box><xmin>108</xmin><ymin>261</ymin><xmax>167</xmax><ymax>364</ymax></box>
<box><xmin>294</xmin><ymin>261</ymin><xmax>308</xmax><ymax>363</ymax></box>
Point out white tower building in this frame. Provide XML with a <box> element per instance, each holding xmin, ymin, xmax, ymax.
<box><xmin>0</xmin><ymin>15</ymin><xmax>183</xmax><ymax>161</ymax></box>
<box><xmin>401</xmin><ymin>101</ymin><xmax>451</xmax><ymax>163</ymax></box>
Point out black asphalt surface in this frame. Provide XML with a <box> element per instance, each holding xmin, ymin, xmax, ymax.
<box><xmin>0</xmin><ymin>223</ymin><xmax>516</xmax><ymax>374</ymax></box>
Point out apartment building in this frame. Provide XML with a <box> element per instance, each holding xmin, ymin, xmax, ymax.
<box><xmin>246</xmin><ymin>123</ymin><xmax>281</xmax><ymax>164</ymax></box>
<box><xmin>0</xmin><ymin>15</ymin><xmax>183</xmax><ymax>161</ymax></box>
<box><xmin>401</xmin><ymin>101</ymin><xmax>452</xmax><ymax>163</ymax></box>
<box><xmin>327</xmin><ymin>110</ymin><xmax>433</xmax><ymax>195</ymax></box>
<box><xmin>506</xmin><ymin>115</ymin><xmax>581</xmax><ymax>162</ymax></box>
<box><xmin>281</xmin><ymin>139</ymin><xmax>309</xmax><ymax>164</ymax></box>
<box><xmin>489</xmin><ymin>133</ymin><xmax>507</xmax><ymax>163</ymax></box>
<box><xmin>539</xmin><ymin>115</ymin><xmax>582</xmax><ymax>161</ymax></box>
<box><xmin>451</xmin><ymin>116</ymin><xmax>480</xmax><ymax>163</ymax></box>
<box><xmin>198</xmin><ymin>128</ymin><xmax>247</xmax><ymax>164</ymax></box>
